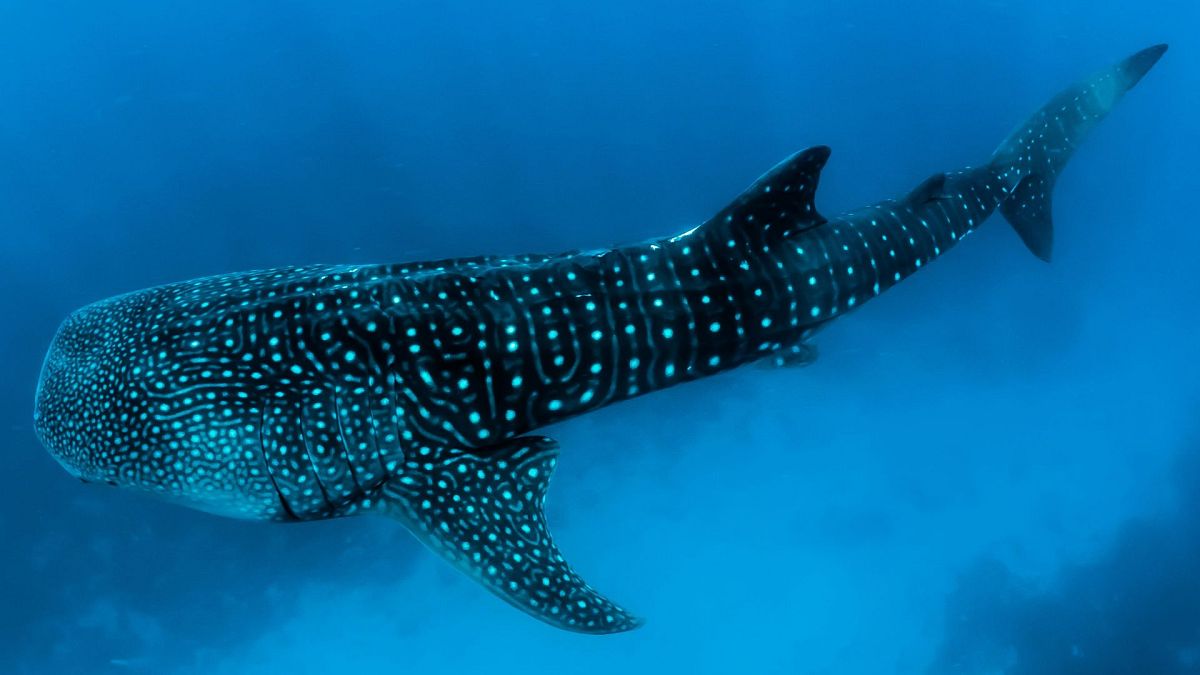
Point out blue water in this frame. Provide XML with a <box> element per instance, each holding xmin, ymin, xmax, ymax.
<box><xmin>2</xmin><ymin>1</ymin><xmax>1198</xmax><ymax>672</ymax></box>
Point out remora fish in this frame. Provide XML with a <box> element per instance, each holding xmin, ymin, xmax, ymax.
<box><xmin>34</xmin><ymin>45</ymin><xmax>1166</xmax><ymax>633</ymax></box>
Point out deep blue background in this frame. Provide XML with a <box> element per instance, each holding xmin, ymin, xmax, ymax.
<box><xmin>2</xmin><ymin>1</ymin><xmax>1198</xmax><ymax>672</ymax></box>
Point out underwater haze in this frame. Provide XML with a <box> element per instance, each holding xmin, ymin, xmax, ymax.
<box><xmin>2</xmin><ymin>0</ymin><xmax>1199</xmax><ymax>672</ymax></box>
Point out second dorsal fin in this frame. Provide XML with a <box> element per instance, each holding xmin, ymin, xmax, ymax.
<box><xmin>906</xmin><ymin>172</ymin><xmax>948</xmax><ymax>205</ymax></box>
<box><xmin>706</xmin><ymin>146</ymin><xmax>831</xmax><ymax>239</ymax></box>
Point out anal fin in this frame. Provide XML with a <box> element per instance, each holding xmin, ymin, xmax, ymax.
<box><xmin>382</xmin><ymin>436</ymin><xmax>641</xmax><ymax>634</ymax></box>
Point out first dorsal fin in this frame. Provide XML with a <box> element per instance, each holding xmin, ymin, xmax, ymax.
<box><xmin>706</xmin><ymin>145</ymin><xmax>831</xmax><ymax>239</ymax></box>
<box><xmin>381</xmin><ymin>436</ymin><xmax>641</xmax><ymax>634</ymax></box>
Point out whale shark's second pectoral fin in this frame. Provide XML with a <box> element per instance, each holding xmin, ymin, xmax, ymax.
<box><xmin>764</xmin><ymin>340</ymin><xmax>818</xmax><ymax>368</ymax></box>
<box><xmin>381</xmin><ymin>436</ymin><xmax>641</xmax><ymax>634</ymax></box>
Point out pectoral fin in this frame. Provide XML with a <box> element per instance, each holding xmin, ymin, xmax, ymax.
<box><xmin>382</xmin><ymin>436</ymin><xmax>641</xmax><ymax>634</ymax></box>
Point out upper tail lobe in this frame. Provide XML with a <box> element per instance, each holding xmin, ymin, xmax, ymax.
<box><xmin>991</xmin><ymin>44</ymin><xmax>1167</xmax><ymax>261</ymax></box>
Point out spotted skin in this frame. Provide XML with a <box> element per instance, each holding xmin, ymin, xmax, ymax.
<box><xmin>33</xmin><ymin>45</ymin><xmax>1165</xmax><ymax>633</ymax></box>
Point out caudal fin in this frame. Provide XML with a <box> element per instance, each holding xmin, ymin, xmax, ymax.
<box><xmin>992</xmin><ymin>44</ymin><xmax>1167</xmax><ymax>261</ymax></box>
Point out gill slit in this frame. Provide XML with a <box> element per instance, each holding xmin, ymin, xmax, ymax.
<box><xmin>258</xmin><ymin>403</ymin><xmax>299</xmax><ymax>521</ymax></box>
<box><xmin>332</xmin><ymin>388</ymin><xmax>365</xmax><ymax>497</ymax></box>
<box><xmin>296</xmin><ymin>398</ymin><xmax>335</xmax><ymax>514</ymax></box>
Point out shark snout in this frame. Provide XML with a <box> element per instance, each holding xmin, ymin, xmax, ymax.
<box><xmin>34</xmin><ymin>303</ymin><xmax>125</xmax><ymax>481</ymax></box>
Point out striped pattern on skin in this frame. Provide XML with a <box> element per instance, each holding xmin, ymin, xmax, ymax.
<box><xmin>33</xmin><ymin>44</ymin><xmax>1166</xmax><ymax>633</ymax></box>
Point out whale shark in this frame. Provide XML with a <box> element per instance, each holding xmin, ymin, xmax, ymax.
<box><xmin>34</xmin><ymin>44</ymin><xmax>1166</xmax><ymax>633</ymax></box>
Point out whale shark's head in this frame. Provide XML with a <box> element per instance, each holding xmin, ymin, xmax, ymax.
<box><xmin>33</xmin><ymin>286</ymin><xmax>289</xmax><ymax>520</ymax></box>
<box><xmin>34</xmin><ymin>298</ymin><xmax>140</xmax><ymax>484</ymax></box>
